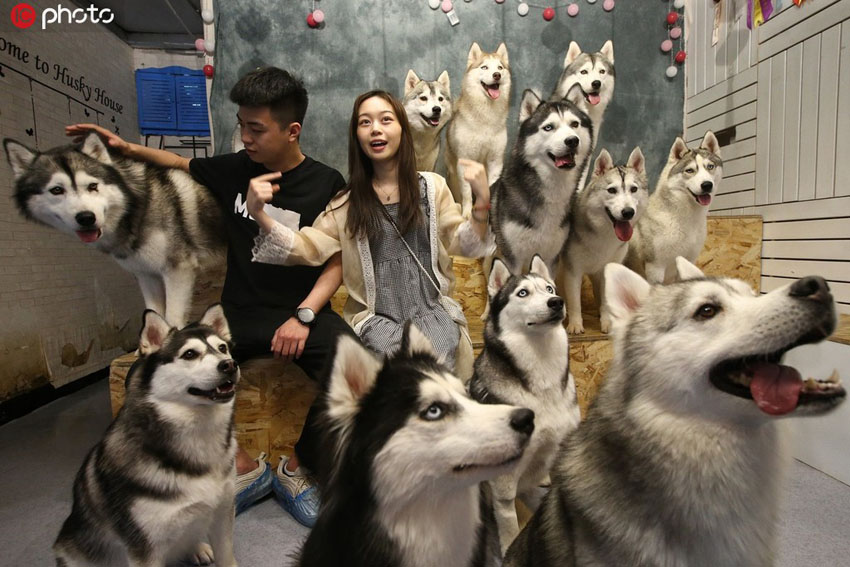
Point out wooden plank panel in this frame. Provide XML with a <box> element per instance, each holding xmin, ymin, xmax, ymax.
<box><xmin>762</xmin><ymin>277</ymin><xmax>850</xmax><ymax>305</ymax></box>
<box><xmin>816</xmin><ymin>25</ymin><xmax>841</xmax><ymax>200</ymax></box>
<box><xmin>686</xmin><ymin>84</ymin><xmax>758</xmax><ymax>127</ymax></box>
<box><xmin>755</xmin><ymin>61</ymin><xmax>772</xmax><ymax>206</ymax></box>
<box><xmin>759</xmin><ymin>0</ymin><xmax>850</xmax><ymax>60</ymax></box>
<box><xmin>689</xmin><ymin>101</ymin><xmax>757</xmax><ymax>136</ymax></box>
<box><xmin>719</xmin><ymin>172</ymin><xmax>756</xmax><ymax>194</ymax></box>
<box><xmin>762</xmin><ymin>259</ymin><xmax>850</xmax><ymax>282</ymax></box>
<box><xmin>768</xmin><ymin>53</ymin><xmax>787</xmax><ymax>204</ymax></box>
<box><xmin>782</xmin><ymin>42</ymin><xmax>803</xmax><ymax>203</ymax></box>
<box><xmin>689</xmin><ymin>119</ymin><xmax>759</xmax><ymax>147</ymax></box>
<box><xmin>695</xmin><ymin>0</ymin><xmax>705</xmax><ymax>95</ymax></box>
<box><xmin>723</xmin><ymin>155</ymin><xmax>756</xmax><ymax>177</ymax></box>
<box><xmin>759</xmin><ymin>0</ymin><xmax>842</xmax><ymax>43</ymax></box>
<box><xmin>762</xmin><ymin>240</ymin><xmax>850</xmax><ymax>261</ymax></box>
<box><xmin>799</xmin><ymin>35</ymin><xmax>821</xmax><ymax>201</ymax></box>
<box><xmin>721</xmin><ymin>137</ymin><xmax>758</xmax><ymax>160</ymax></box>
<box><xmin>686</xmin><ymin>0</ymin><xmax>696</xmax><ymax>100</ymax></box>
<box><xmin>748</xmin><ymin>196</ymin><xmax>850</xmax><ymax>221</ymax></box>
<box><xmin>726</xmin><ymin>0</ymin><xmax>738</xmax><ymax>77</ymax></box>
<box><xmin>711</xmin><ymin>190</ymin><xmax>755</xmax><ymax>210</ymax></box>
<box><xmin>687</xmin><ymin>66</ymin><xmax>758</xmax><ymax>111</ymax></box>
<box><xmin>705</xmin><ymin>0</ymin><xmax>716</xmax><ymax>90</ymax></box>
<box><xmin>837</xmin><ymin>21</ymin><xmax>850</xmax><ymax>198</ymax></box>
<box><xmin>716</xmin><ymin>0</ymin><xmax>728</xmax><ymax>84</ymax></box>
<box><xmin>763</xmin><ymin>218</ymin><xmax>850</xmax><ymax>240</ymax></box>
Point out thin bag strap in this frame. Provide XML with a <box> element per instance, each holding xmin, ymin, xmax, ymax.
<box><xmin>378</xmin><ymin>204</ymin><xmax>442</xmax><ymax>295</ymax></box>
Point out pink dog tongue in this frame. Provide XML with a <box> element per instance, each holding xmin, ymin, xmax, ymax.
<box><xmin>749</xmin><ymin>362</ymin><xmax>803</xmax><ymax>415</ymax></box>
<box><xmin>588</xmin><ymin>93</ymin><xmax>601</xmax><ymax>105</ymax></box>
<box><xmin>554</xmin><ymin>155</ymin><xmax>573</xmax><ymax>168</ymax></box>
<box><xmin>486</xmin><ymin>85</ymin><xmax>501</xmax><ymax>99</ymax></box>
<box><xmin>697</xmin><ymin>194</ymin><xmax>712</xmax><ymax>206</ymax></box>
<box><xmin>76</xmin><ymin>229</ymin><xmax>100</xmax><ymax>243</ymax></box>
<box><xmin>613</xmin><ymin>221</ymin><xmax>633</xmax><ymax>241</ymax></box>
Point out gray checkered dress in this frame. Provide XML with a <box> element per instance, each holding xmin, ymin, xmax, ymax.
<box><xmin>358</xmin><ymin>181</ymin><xmax>460</xmax><ymax>367</ymax></box>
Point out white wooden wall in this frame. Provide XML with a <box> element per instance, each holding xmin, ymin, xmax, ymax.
<box><xmin>685</xmin><ymin>0</ymin><xmax>850</xmax><ymax>315</ymax></box>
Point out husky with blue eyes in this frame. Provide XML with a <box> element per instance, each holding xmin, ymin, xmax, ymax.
<box><xmin>469</xmin><ymin>256</ymin><xmax>580</xmax><ymax>556</ymax></box>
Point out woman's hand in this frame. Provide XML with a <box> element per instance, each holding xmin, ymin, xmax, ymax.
<box><xmin>458</xmin><ymin>158</ymin><xmax>490</xmax><ymax>221</ymax></box>
<box><xmin>246</xmin><ymin>172</ymin><xmax>281</xmax><ymax>233</ymax></box>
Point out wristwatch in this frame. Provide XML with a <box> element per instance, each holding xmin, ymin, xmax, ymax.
<box><xmin>296</xmin><ymin>307</ymin><xmax>316</xmax><ymax>327</ymax></box>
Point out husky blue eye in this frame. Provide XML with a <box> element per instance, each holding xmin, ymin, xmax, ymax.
<box><xmin>181</xmin><ymin>349</ymin><xmax>198</xmax><ymax>360</ymax></box>
<box><xmin>49</xmin><ymin>186</ymin><xmax>65</xmax><ymax>195</ymax></box>
<box><xmin>517</xmin><ymin>289</ymin><xmax>528</xmax><ymax>297</ymax></box>
<box><xmin>543</xmin><ymin>124</ymin><xmax>554</xmax><ymax>132</ymax></box>
<box><xmin>546</xmin><ymin>285</ymin><xmax>555</xmax><ymax>293</ymax></box>
<box><xmin>707</xmin><ymin>164</ymin><xmax>715</xmax><ymax>170</ymax></box>
<box><xmin>421</xmin><ymin>403</ymin><xmax>445</xmax><ymax>421</ymax></box>
<box><xmin>685</xmin><ymin>168</ymin><xmax>695</xmax><ymax>174</ymax></box>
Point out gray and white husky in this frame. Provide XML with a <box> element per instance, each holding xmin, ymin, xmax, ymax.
<box><xmin>562</xmin><ymin>147</ymin><xmax>649</xmax><ymax>334</ymax></box>
<box><xmin>469</xmin><ymin>255</ymin><xmax>580</xmax><ymax>556</ymax></box>
<box><xmin>491</xmin><ymin>88</ymin><xmax>593</xmax><ymax>276</ymax></box>
<box><xmin>402</xmin><ymin>69</ymin><xmax>453</xmax><ymax>172</ymax></box>
<box><xmin>625</xmin><ymin>131</ymin><xmax>722</xmax><ymax>284</ymax></box>
<box><xmin>552</xmin><ymin>40</ymin><xmax>615</xmax><ymax>190</ymax></box>
<box><xmin>445</xmin><ymin>42</ymin><xmax>511</xmax><ymax>215</ymax></box>
<box><xmin>4</xmin><ymin>134</ymin><xmax>224</xmax><ymax>326</ymax></box>
<box><xmin>505</xmin><ymin>258</ymin><xmax>845</xmax><ymax>567</ymax></box>
<box><xmin>54</xmin><ymin>305</ymin><xmax>239</xmax><ymax>567</ymax></box>
<box><xmin>298</xmin><ymin>322</ymin><xmax>535</xmax><ymax>567</ymax></box>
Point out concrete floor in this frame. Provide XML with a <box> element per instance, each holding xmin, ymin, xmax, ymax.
<box><xmin>1</xmin><ymin>379</ymin><xmax>849</xmax><ymax>566</ymax></box>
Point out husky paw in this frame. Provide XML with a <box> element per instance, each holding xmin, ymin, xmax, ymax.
<box><xmin>600</xmin><ymin>314</ymin><xmax>611</xmax><ymax>334</ymax></box>
<box><xmin>566</xmin><ymin>320</ymin><xmax>585</xmax><ymax>335</ymax></box>
<box><xmin>188</xmin><ymin>543</ymin><xmax>214</xmax><ymax>566</ymax></box>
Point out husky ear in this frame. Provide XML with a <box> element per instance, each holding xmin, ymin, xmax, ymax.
<box><xmin>529</xmin><ymin>255</ymin><xmax>552</xmax><ymax>281</ymax></box>
<box><xmin>675</xmin><ymin>256</ymin><xmax>705</xmax><ymax>281</ymax></box>
<box><xmin>401</xmin><ymin>321</ymin><xmax>437</xmax><ymax>358</ymax></box>
<box><xmin>626</xmin><ymin>147</ymin><xmax>645</xmax><ymax>175</ymax></box>
<box><xmin>404</xmin><ymin>70</ymin><xmax>421</xmax><ymax>96</ymax></box>
<box><xmin>139</xmin><ymin>310</ymin><xmax>174</xmax><ymax>355</ymax></box>
<box><xmin>80</xmin><ymin>133</ymin><xmax>112</xmax><ymax>164</ymax></box>
<box><xmin>669</xmin><ymin>137</ymin><xmax>689</xmax><ymax>162</ymax></box>
<box><xmin>199</xmin><ymin>304</ymin><xmax>231</xmax><ymax>342</ymax></box>
<box><xmin>564</xmin><ymin>41</ymin><xmax>582</xmax><ymax>67</ymax></box>
<box><xmin>327</xmin><ymin>334</ymin><xmax>382</xmax><ymax>421</ymax></box>
<box><xmin>593</xmin><ymin>149</ymin><xmax>615</xmax><ymax>177</ymax></box>
<box><xmin>488</xmin><ymin>258</ymin><xmax>512</xmax><ymax>298</ymax></box>
<box><xmin>436</xmin><ymin>70</ymin><xmax>451</xmax><ymax>92</ymax></box>
<box><xmin>604</xmin><ymin>263</ymin><xmax>651</xmax><ymax>326</ymax></box>
<box><xmin>563</xmin><ymin>82</ymin><xmax>585</xmax><ymax>108</ymax></box>
<box><xmin>700</xmin><ymin>131</ymin><xmax>720</xmax><ymax>156</ymax></box>
<box><xmin>599</xmin><ymin>40</ymin><xmax>614</xmax><ymax>63</ymax></box>
<box><xmin>467</xmin><ymin>42</ymin><xmax>483</xmax><ymax>66</ymax></box>
<box><xmin>3</xmin><ymin>139</ymin><xmax>37</xmax><ymax>180</ymax></box>
<box><xmin>519</xmin><ymin>89</ymin><xmax>543</xmax><ymax>123</ymax></box>
<box><xmin>496</xmin><ymin>42</ymin><xmax>509</xmax><ymax>65</ymax></box>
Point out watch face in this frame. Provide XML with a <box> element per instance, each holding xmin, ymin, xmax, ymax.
<box><xmin>297</xmin><ymin>308</ymin><xmax>315</xmax><ymax>324</ymax></box>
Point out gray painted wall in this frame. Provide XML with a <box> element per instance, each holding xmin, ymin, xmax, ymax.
<box><xmin>210</xmin><ymin>0</ymin><xmax>683</xmax><ymax>184</ymax></box>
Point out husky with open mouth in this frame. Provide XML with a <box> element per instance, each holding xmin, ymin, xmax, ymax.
<box><xmin>445</xmin><ymin>41</ymin><xmax>511</xmax><ymax>215</ymax></box>
<box><xmin>402</xmin><ymin>69</ymin><xmax>453</xmax><ymax>172</ymax></box>
<box><xmin>505</xmin><ymin>259</ymin><xmax>845</xmax><ymax>567</ymax></box>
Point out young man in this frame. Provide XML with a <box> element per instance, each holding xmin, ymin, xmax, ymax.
<box><xmin>67</xmin><ymin>67</ymin><xmax>352</xmax><ymax>527</ymax></box>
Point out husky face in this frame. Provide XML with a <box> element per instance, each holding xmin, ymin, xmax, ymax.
<box><xmin>518</xmin><ymin>89</ymin><xmax>592</xmax><ymax>173</ymax></box>
<box><xmin>136</xmin><ymin>305</ymin><xmax>239</xmax><ymax>406</ymax></box>
<box><xmin>463</xmin><ymin>42</ymin><xmax>511</xmax><ymax>102</ymax></box>
<box><xmin>585</xmin><ymin>147</ymin><xmax>649</xmax><ymax>242</ymax></box>
<box><xmin>5</xmin><ymin>136</ymin><xmax>129</xmax><ymax>244</ymax></box>
<box><xmin>555</xmin><ymin>40</ymin><xmax>615</xmax><ymax>108</ymax></box>
<box><xmin>665</xmin><ymin>132</ymin><xmax>723</xmax><ymax>207</ymax></box>
<box><xmin>489</xmin><ymin>256</ymin><xmax>565</xmax><ymax>334</ymax></box>
<box><xmin>605</xmin><ymin>259</ymin><xmax>845</xmax><ymax>421</ymax></box>
<box><xmin>403</xmin><ymin>70</ymin><xmax>453</xmax><ymax>131</ymax></box>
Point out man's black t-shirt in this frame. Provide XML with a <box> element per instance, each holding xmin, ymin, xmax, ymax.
<box><xmin>189</xmin><ymin>151</ymin><xmax>345</xmax><ymax>314</ymax></box>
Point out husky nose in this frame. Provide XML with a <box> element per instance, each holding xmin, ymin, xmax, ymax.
<box><xmin>789</xmin><ymin>276</ymin><xmax>832</xmax><ymax>305</ymax></box>
<box><xmin>621</xmin><ymin>207</ymin><xmax>635</xmax><ymax>220</ymax></box>
<box><xmin>591</xmin><ymin>80</ymin><xmax>601</xmax><ymax>89</ymax></box>
<box><xmin>510</xmin><ymin>408</ymin><xmax>535</xmax><ymax>436</ymax></box>
<box><xmin>700</xmin><ymin>181</ymin><xmax>714</xmax><ymax>193</ymax></box>
<box><xmin>76</xmin><ymin>211</ymin><xmax>96</xmax><ymax>227</ymax></box>
<box><xmin>493</xmin><ymin>72</ymin><xmax>501</xmax><ymax>81</ymax></box>
<box><xmin>547</xmin><ymin>297</ymin><xmax>564</xmax><ymax>311</ymax></box>
<box><xmin>218</xmin><ymin>359</ymin><xmax>238</xmax><ymax>375</ymax></box>
<box><xmin>565</xmin><ymin>136</ymin><xmax>579</xmax><ymax>149</ymax></box>
<box><xmin>432</xmin><ymin>106</ymin><xmax>441</xmax><ymax>115</ymax></box>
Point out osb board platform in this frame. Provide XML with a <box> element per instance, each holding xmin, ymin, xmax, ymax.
<box><xmin>831</xmin><ymin>314</ymin><xmax>850</xmax><ymax>346</ymax></box>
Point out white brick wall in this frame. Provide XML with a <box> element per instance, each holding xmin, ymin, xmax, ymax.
<box><xmin>0</xmin><ymin>1</ymin><xmax>144</xmax><ymax>399</ymax></box>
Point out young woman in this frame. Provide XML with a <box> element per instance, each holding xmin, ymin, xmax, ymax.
<box><xmin>247</xmin><ymin>90</ymin><xmax>493</xmax><ymax>379</ymax></box>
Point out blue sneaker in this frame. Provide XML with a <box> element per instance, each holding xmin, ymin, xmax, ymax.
<box><xmin>234</xmin><ymin>452</ymin><xmax>273</xmax><ymax>515</ymax></box>
<box><xmin>272</xmin><ymin>455</ymin><xmax>320</xmax><ymax>528</ymax></box>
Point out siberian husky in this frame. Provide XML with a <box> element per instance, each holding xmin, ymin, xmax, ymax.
<box><xmin>298</xmin><ymin>323</ymin><xmax>535</xmax><ymax>567</ymax></box>
<box><xmin>4</xmin><ymin>134</ymin><xmax>224</xmax><ymax>326</ymax></box>
<box><xmin>445</xmin><ymin>42</ymin><xmax>511</xmax><ymax>214</ymax></box>
<box><xmin>562</xmin><ymin>147</ymin><xmax>649</xmax><ymax>334</ymax></box>
<box><xmin>469</xmin><ymin>256</ymin><xmax>580</xmax><ymax>556</ymax></box>
<box><xmin>491</xmin><ymin>88</ymin><xmax>593</xmax><ymax>276</ymax></box>
<box><xmin>625</xmin><ymin>132</ymin><xmax>722</xmax><ymax>284</ymax></box>
<box><xmin>505</xmin><ymin>259</ymin><xmax>845</xmax><ymax>567</ymax></box>
<box><xmin>402</xmin><ymin>69</ymin><xmax>453</xmax><ymax>172</ymax></box>
<box><xmin>54</xmin><ymin>305</ymin><xmax>239</xmax><ymax>567</ymax></box>
<box><xmin>551</xmin><ymin>41</ymin><xmax>615</xmax><ymax>190</ymax></box>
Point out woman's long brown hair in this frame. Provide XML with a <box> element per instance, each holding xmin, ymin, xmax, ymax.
<box><xmin>341</xmin><ymin>90</ymin><xmax>422</xmax><ymax>239</ymax></box>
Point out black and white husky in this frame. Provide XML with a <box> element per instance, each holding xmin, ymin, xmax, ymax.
<box><xmin>402</xmin><ymin>69</ymin><xmax>453</xmax><ymax>172</ymax></box>
<box><xmin>491</xmin><ymin>88</ymin><xmax>593</xmax><ymax>275</ymax></box>
<box><xmin>53</xmin><ymin>305</ymin><xmax>239</xmax><ymax>567</ymax></box>
<box><xmin>298</xmin><ymin>323</ymin><xmax>535</xmax><ymax>567</ymax></box>
<box><xmin>469</xmin><ymin>255</ymin><xmax>580</xmax><ymax>555</ymax></box>
<box><xmin>4</xmin><ymin>134</ymin><xmax>224</xmax><ymax>326</ymax></box>
<box><xmin>505</xmin><ymin>259</ymin><xmax>845</xmax><ymax>567</ymax></box>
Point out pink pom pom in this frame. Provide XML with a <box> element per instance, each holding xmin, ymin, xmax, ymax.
<box><xmin>603</xmin><ymin>0</ymin><xmax>614</xmax><ymax>11</ymax></box>
<box><xmin>194</xmin><ymin>38</ymin><xmax>205</xmax><ymax>51</ymax></box>
<box><xmin>669</xmin><ymin>26</ymin><xmax>682</xmax><ymax>39</ymax></box>
<box><xmin>567</xmin><ymin>3</ymin><xmax>579</xmax><ymax>16</ymax></box>
<box><xmin>441</xmin><ymin>0</ymin><xmax>453</xmax><ymax>13</ymax></box>
<box><xmin>312</xmin><ymin>9</ymin><xmax>324</xmax><ymax>24</ymax></box>
<box><xmin>661</xmin><ymin>39</ymin><xmax>673</xmax><ymax>53</ymax></box>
